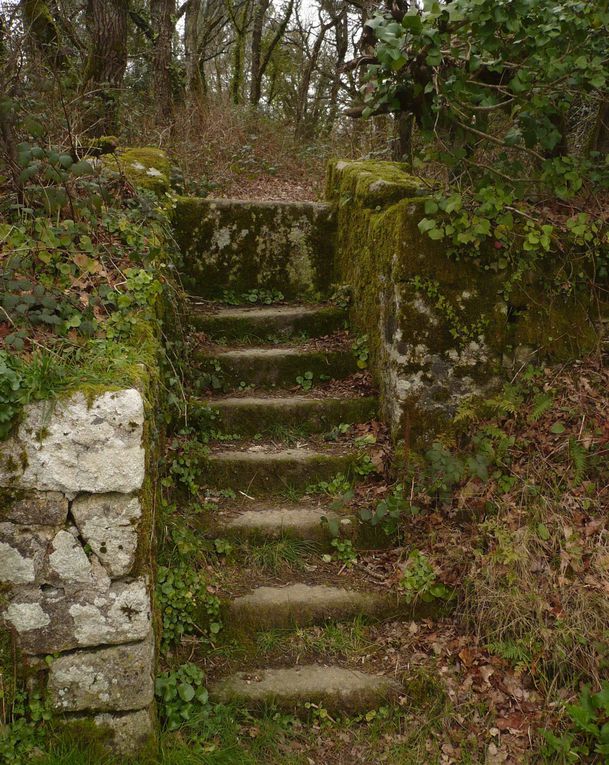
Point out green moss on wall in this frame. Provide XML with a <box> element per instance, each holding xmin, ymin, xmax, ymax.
<box><xmin>173</xmin><ymin>196</ymin><xmax>336</xmax><ymax>299</ymax></box>
<box><xmin>103</xmin><ymin>147</ymin><xmax>172</xmax><ymax>195</ymax></box>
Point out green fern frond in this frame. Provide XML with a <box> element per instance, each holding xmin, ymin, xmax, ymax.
<box><xmin>529</xmin><ymin>392</ymin><xmax>554</xmax><ymax>421</ymax></box>
<box><xmin>569</xmin><ymin>437</ymin><xmax>587</xmax><ymax>486</ymax></box>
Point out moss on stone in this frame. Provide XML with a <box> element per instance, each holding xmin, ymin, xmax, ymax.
<box><xmin>103</xmin><ymin>147</ymin><xmax>171</xmax><ymax>196</ymax></box>
<box><xmin>173</xmin><ymin>196</ymin><xmax>336</xmax><ymax>299</ymax></box>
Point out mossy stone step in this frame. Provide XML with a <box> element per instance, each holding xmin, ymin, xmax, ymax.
<box><xmin>190</xmin><ymin>304</ymin><xmax>347</xmax><ymax>341</ymax></box>
<box><xmin>226</xmin><ymin>583</ymin><xmax>394</xmax><ymax>631</ymax></box>
<box><xmin>215</xmin><ymin>504</ymin><xmax>354</xmax><ymax>544</ymax></box>
<box><xmin>205</xmin><ymin>447</ymin><xmax>354</xmax><ymax>494</ymax></box>
<box><xmin>211</xmin><ymin>664</ymin><xmax>401</xmax><ymax>714</ymax></box>
<box><xmin>194</xmin><ymin>347</ymin><xmax>358</xmax><ymax>389</ymax></box>
<box><xmin>196</xmin><ymin>395</ymin><xmax>377</xmax><ymax>436</ymax></box>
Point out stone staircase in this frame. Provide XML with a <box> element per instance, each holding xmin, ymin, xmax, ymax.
<box><xmin>186</xmin><ymin>301</ymin><xmax>406</xmax><ymax>715</ymax></box>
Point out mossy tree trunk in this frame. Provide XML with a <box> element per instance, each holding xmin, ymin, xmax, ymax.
<box><xmin>81</xmin><ymin>0</ymin><xmax>128</xmax><ymax>137</ymax></box>
<box><xmin>151</xmin><ymin>0</ymin><xmax>176</xmax><ymax>120</ymax></box>
<box><xmin>21</xmin><ymin>0</ymin><xmax>66</xmax><ymax>68</ymax></box>
<box><xmin>184</xmin><ymin>0</ymin><xmax>205</xmax><ymax>106</ymax></box>
<box><xmin>228</xmin><ymin>0</ymin><xmax>251</xmax><ymax>105</ymax></box>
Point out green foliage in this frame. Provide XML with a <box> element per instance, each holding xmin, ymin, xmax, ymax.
<box><xmin>359</xmin><ymin>484</ymin><xmax>416</xmax><ymax>539</ymax></box>
<box><xmin>222</xmin><ymin>288</ymin><xmax>284</xmax><ymax>305</ymax></box>
<box><xmin>156</xmin><ymin>663</ymin><xmax>211</xmax><ymax>731</ymax></box>
<box><xmin>295</xmin><ymin>370</ymin><xmax>314</xmax><ymax>391</ymax></box>
<box><xmin>351</xmin><ymin>334</ymin><xmax>369</xmax><ymax>369</ymax></box>
<box><xmin>156</xmin><ymin>563</ymin><xmax>222</xmax><ymax>651</ymax></box>
<box><xmin>363</xmin><ymin>0</ymin><xmax>609</xmax><ymax>296</ymax></box>
<box><xmin>162</xmin><ymin>436</ymin><xmax>209</xmax><ymax>496</ymax></box>
<box><xmin>327</xmin><ymin>537</ymin><xmax>358</xmax><ymax>567</ymax></box>
<box><xmin>399</xmin><ymin>550</ymin><xmax>451</xmax><ymax>605</ymax></box>
<box><xmin>0</xmin><ymin>351</ymin><xmax>24</xmax><ymax>438</ymax></box>
<box><xmin>353</xmin><ymin>453</ymin><xmax>377</xmax><ymax>477</ymax></box>
<box><xmin>306</xmin><ymin>472</ymin><xmax>352</xmax><ymax>497</ymax></box>
<box><xmin>541</xmin><ymin>682</ymin><xmax>609</xmax><ymax>762</ymax></box>
<box><xmin>0</xmin><ymin>689</ymin><xmax>51</xmax><ymax>765</ymax></box>
<box><xmin>330</xmin><ymin>283</ymin><xmax>352</xmax><ymax>310</ymax></box>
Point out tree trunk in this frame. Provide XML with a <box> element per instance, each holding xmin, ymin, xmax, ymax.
<box><xmin>591</xmin><ymin>100</ymin><xmax>609</xmax><ymax>155</ymax></box>
<box><xmin>393</xmin><ymin>111</ymin><xmax>413</xmax><ymax>163</ymax></box>
<box><xmin>82</xmin><ymin>0</ymin><xmax>128</xmax><ymax>136</ymax></box>
<box><xmin>184</xmin><ymin>0</ymin><xmax>205</xmax><ymax>106</ymax></box>
<box><xmin>151</xmin><ymin>0</ymin><xmax>175</xmax><ymax>119</ymax></box>
<box><xmin>22</xmin><ymin>0</ymin><xmax>66</xmax><ymax>67</ymax></box>
<box><xmin>248</xmin><ymin>0</ymin><xmax>270</xmax><ymax>106</ymax></box>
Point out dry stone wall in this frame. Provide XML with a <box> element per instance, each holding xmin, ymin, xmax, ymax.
<box><xmin>0</xmin><ymin>388</ymin><xmax>156</xmax><ymax>754</ymax></box>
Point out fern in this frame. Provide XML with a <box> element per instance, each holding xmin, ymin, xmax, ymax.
<box><xmin>569</xmin><ymin>437</ymin><xmax>587</xmax><ymax>486</ymax></box>
<box><xmin>529</xmin><ymin>392</ymin><xmax>554</xmax><ymax>421</ymax></box>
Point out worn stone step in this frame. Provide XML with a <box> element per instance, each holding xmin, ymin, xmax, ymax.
<box><xmin>215</xmin><ymin>504</ymin><xmax>354</xmax><ymax>544</ymax></box>
<box><xmin>194</xmin><ymin>347</ymin><xmax>358</xmax><ymax>389</ymax></box>
<box><xmin>211</xmin><ymin>664</ymin><xmax>401</xmax><ymax>714</ymax></box>
<box><xmin>190</xmin><ymin>304</ymin><xmax>347</xmax><ymax>341</ymax></box>
<box><xmin>226</xmin><ymin>583</ymin><xmax>394</xmax><ymax>631</ymax></box>
<box><xmin>195</xmin><ymin>395</ymin><xmax>377</xmax><ymax>436</ymax></box>
<box><xmin>205</xmin><ymin>447</ymin><xmax>355</xmax><ymax>493</ymax></box>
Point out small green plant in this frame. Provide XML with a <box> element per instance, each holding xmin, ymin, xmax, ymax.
<box><xmin>541</xmin><ymin>682</ymin><xmax>609</xmax><ymax>762</ymax></box>
<box><xmin>359</xmin><ymin>484</ymin><xmax>416</xmax><ymax>539</ymax></box>
<box><xmin>198</xmin><ymin>359</ymin><xmax>224</xmax><ymax>391</ymax></box>
<box><xmin>330</xmin><ymin>283</ymin><xmax>352</xmax><ymax>310</ymax></box>
<box><xmin>162</xmin><ymin>437</ymin><xmax>208</xmax><ymax>496</ymax></box>
<box><xmin>296</xmin><ymin>370</ymin><xmax>314</xmax><ymax>391</ymax></box>
<box><xmin>324</xmin><ymin>538</ymin><xmax>358</xmax><ymax>567</ymax></box>
<box><xmin>222</xmin><ymin>288</ymin><xmax>284</xmax><ymax>305</ymax></box>
<box><xmin>156</xmin><ymin>563</ymin><xmax>222</xmax><ymax>651</ymax></box>
<box><xmin>0</xmin><ymin>689</ymin><xmax>51</xmax><ymax>765</ymax></box>
<box><xmin>0</xmin><ymin>351</ymin><xmax>24</xmax><ymax>439</ymax></box>
<box><xmin>323</xmin><ymin>422</ymin><xmax>351</xmax><ymax>441</ymax></box>
<box><xmin>155</xmin><ymin>663</ymin><xmax>210</xmax><ymax>731</ymax></box>
<box><xmin>306</xmin><ymin>472</ymin><xmax>353</xmax><ymax>497</ymax></box>
<box><xmin>354</xmin><ymin>454</ymin><xmax>376</xmax><ymax>476</ymax></box>
<box><xmin>351</xmin><ymin>334</ymin><xmax>369</xmax><ymax>368</ymax></box>
<box><xmin>399</xmin><ymin>550</ymin><xmax>451</xmax><ymax>604</ymax></box>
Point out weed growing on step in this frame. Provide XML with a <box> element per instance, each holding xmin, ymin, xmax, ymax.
<box><xmin>353</xmin><ymin>454</ymin><xmax>377</xmax><ymax>477</ymax></box>
<box><xmin>221</xmin><ymin>288</ymin><xmax>284</xmax><ymax>305</ymax></box>
<box><xmin>351</xmin><ymin>334</ymin><xmax>369</xmax><ymax>369</ymax></box>
<box><xmin>359</xmin><ymin>484</ymin><xmax>418</xmax><ymax>542</ymax></box>
<box><xmin>244</xmin><ymin>537</ymin><xmax>318</xmax><ymax>573</ymax></box>
<box><xmin>324</xmin><ymin>538</ymin><xmax>358</xmax><ymax>567</ymax></box>
<box><xmin>155</xmin><ymin>664</ymin><xmax>210</xmax><ymax>731</ymax></box>
<box><xmin>305</xmin><ymin>472</ymin><xmax>353</xmax><ymax>497</ymax></box>
<box><xmin>330</xmin><ymin>284</ymin><xmax>352</xmax><ymax>311</ymax></box>
<box><xmin>0</xmin><ymin>689</ymin><xmax>50</xmax><ymax>765</ymax></box>
<box><xmin>295</xmin><ymin>370</ymin><xmax>314</xmax><ymax>391</ymax></box>
<box><xmin>323</xmin><ymin>422</ymin><xmax>351</xmax><ymax>441</ymax></box>
<box><xmin>156</xmin><ymin>563</ymin><xmax>222</xmax><ymax>651</ymax></box>
<box><xmin>399</xmin><ymin>550</ymin><xmax>452</xmax><ymax>605</ymax></box>
<box><xmin>196</xmin><ymin>359</ymin><xmax>225</xmax><ymax>392</ymax></box>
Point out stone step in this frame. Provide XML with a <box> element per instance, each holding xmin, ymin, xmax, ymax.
<box><xmin>194</xmin><ymin>395</ymin><xmax>377</xmax><ymax>437</ymax></box>
<box><xmin>194</xmin><ymin>347</ymin><xmax>358</xmax><ymax>390</ymax></box>
<box><xmin>205</xmin><ymin>447</ymin><xmax>355</xmax><ymax>494</ymax></box>
<box><xmin>211</xmin><ymin>664</ymin><xmax>401</xmax><ymax>714</ymax></box>
<box><xmin>190</xmin><ymin>304</ymin><xmax>347</xmax><ymax>342</ymax></box>
<box><xmin>226</xmin><ymin>583</ymin><xmax>394</xmax><ymax>631</ymax></box>
<box><xmin>215</xmin><ymin>504</ymin><xmax>355</xmax><ymax>544</ymax></box>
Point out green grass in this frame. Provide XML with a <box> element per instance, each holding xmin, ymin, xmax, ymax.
<box><xmin>242</xmin><ymin>537</ymin><xmax>319</xmax><ymax>573</ymax></box>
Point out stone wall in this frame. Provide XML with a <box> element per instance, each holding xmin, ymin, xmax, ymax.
<box><xmin>0</xmin><ymin>389</ymin><xmax>157</xmax><ymax>754</ymax></box>
<box><xmin>326</xmin><ymin>160</ymin><xmax>599</xmax><ymax>447</ymax></box>
<box><xmin>174</xmin><ymin>197</ymin><xmax>336</xmax><ymax>299</ymax></box>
